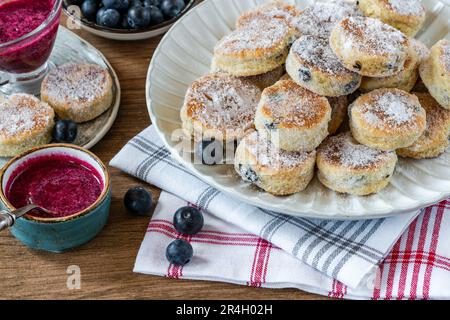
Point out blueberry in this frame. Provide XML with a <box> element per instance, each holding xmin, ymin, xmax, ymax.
<box><xmin>238</xmin><ymin>164</ymin><xmax>259</xmax><ymax>183</ymax></box>
<box><xmin>166</xmin><ymin>239</ymin><xmax>193</xmax><ymax>266</ymax></box>
<box><xmin>96</xmin><ymin>7</ymin><xmax>106</xmax><ymax>24</ymax></box>
<box><xmin>386</xmin><ymin>63</ymin><xmax>396</xmax><ymax>70</ymax></box>
<box><xmin>353</xmin><ymin>61</ymin><xmax>362</xmax><ymax>70</ymax></box>
<box><xmin>98</xmin><ymin>8</ymin><xmax>121</xmax><ymax>27</ymax></box>
<box><xmin>129</xmin><ymin>0</ymin><xmax>142</xmax><ymax>7</ymax></box>
<box><xmin>81</xmin><ymin>0</ymin><xmax>98</xmax><ymax>20</ymax></box>
<box><xmin>196</xmin><ymin>139</ymin><xmax>223</xmax><ymax>165</ymax></box>
<box><xmin>299</xmin><ymin>67</ymin><xmax>311</xmax><ymax>82</ymax></box>
<box><xmin>146</xmin><ymin>5</ymin><xmax>164</xmax><ymax>25</ymax></box>
<box><xmin>344</xmin><ymin>79</ymin><xmax>360</xmax><ymax>93</ymax></box>
<box><xmin>69</xmin><ymin>0</ymin><xmax>84</xmax><ymax>6</ymax></box>
<box><xmin>143</xmin><ymin>0</ymin><xmax>161</xmax><ymax>7</ymax></box>
<box><xmin>160</xmin><ymin>0</ymin><xmax>185</xmax><ymax>19</ymax></box>
<box><xmin>265</xmin><ymin>122</ymin><xmax>277</xmax><ymax>130</ymax></box>
<box><xmin>244</xmin><ymin>167</ymin><xmax>259</xmax><ymax>183</ymax></box>
<box><xmin>102</xmin><ymin>0</ymin><xmax>129</xmax><ymax>10</ymax></box>
<box><xmin>127</xmin><ymin>5</ymin><xmax>151</xmax><ymax>28</ymax></box>
<box><xmin>173</xmin><ymin>206</ymin><xmax>204</xmax><ymax>235</ymax></box>
<box><xmin>121</xmin><ymin>15</ymin><xmax>131</xmax><ymax>28</ymax></box>
<box><xmin>124</xmin><ymin>186</ymin><xmax>153</xmax><ymax>216</ymax></box>
<box><xmin>53</xmin><ymin>120</ymin><xmax>78</xmax><ymax>143</ymax></box>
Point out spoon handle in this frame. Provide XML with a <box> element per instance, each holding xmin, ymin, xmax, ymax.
<box><xmin>0</xmin><ymin>211</ymin><xmax>15</xmax><ymax>232</ymax></box>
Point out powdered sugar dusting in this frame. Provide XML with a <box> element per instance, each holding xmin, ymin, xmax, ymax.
<box><xmin>186</xmin><ymin>73</ymin><xmax>261</xmax><ymax>131</ymax></box>
<box><xmin>410</xmin><ymin>38</ymin><xmax>430</xmax><ymax>62</ymax></box>
<box><xmin>294</xmin><ymin>0</ymin><xmax>362</xmax><ymax>37</ymax></box>
<box><xmin>357</xmin><ymin>91</ymin><xmax>422</xmax><ymax>129</ymax></box>
<box><xmin>244</xmin><ymin>131</ymin><xmax>314</xmax><ymax>168</ymax></box>
<box><xmin>291</xmin><ymin>35</ymin><xmax>355</xmax><ymax>75</ymax></box>
<box><xmin>319</xmin><ymin>132</ymin><xmax>394</xmax><ymax>169</ymax></box>
<box><xmin>237</xmin><ymin>2</ymin><xmax>300</xmax><ymax>29</ymax></box>
<box><xmin>43</xmin><ymin>64</ymin><xmax>111</xmax><ymax>109</ymax></box>
<box><xmin>0</xmin><ymin>94</ymin><xmax>53</xmax><ymax>138</ymax></box>
<box><xmin>387</xmin><ymin>0</ymin><xmax>424</xmax><ymax>16</ymax></box>
<box><xmin>338</xmin><ymin>16</ymin><xmax>408</xmax><ymax>56</ymax></box>
<box><xmin>215</xmin><ymin>18</ymin><xmax>290</xmax><ymax>54</ymax></box>
<box><xmin>263</xmin><ymin>80</ymin><xmax>329</xmax><ymax>127</ymax></box>
<box><xmin>439</xmin><ymin>40</ymin><xmax>450</xmax><ymax>73</ymax></box>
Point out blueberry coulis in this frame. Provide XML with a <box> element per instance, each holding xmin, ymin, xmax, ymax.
<box><xmin>6</xmin><ymin>154</ymin><xmax>104</xmax><ymax>218</ymax></box>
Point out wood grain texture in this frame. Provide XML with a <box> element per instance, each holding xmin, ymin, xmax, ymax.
<box><xmin>0</xmin><ymin>17</ymin><xmax>326</xmax><ymax>300</ymax></box>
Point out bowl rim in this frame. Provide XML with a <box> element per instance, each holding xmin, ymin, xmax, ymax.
<box><xmin>63</xmin><ymin>0</ymin><xmax>196</xmax><ymax>35</ymax></box>
<box><xmin>0</xmin><ymin>0</ymin><xmax>63</xmax><ymax>49</ymax></box>
<box><xmin>0</xmin><ymin>143</ymin><xmax>111</xmax><ymax>223</ymax></box>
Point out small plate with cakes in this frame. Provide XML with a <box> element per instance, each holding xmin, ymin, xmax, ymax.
<box><xmin>146</xmin><ymin>0</ymin><xmax>450</xmax><ymax>220</ymax></box>
<box><xmin>0</xmin><ymin>26</ymin><xmax>121</xmax><ymax>166</ymax></box>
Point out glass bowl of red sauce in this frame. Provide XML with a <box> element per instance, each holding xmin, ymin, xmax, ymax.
<box><xmin>0</xmin><ymin>0</ymin><xmax>62</xmax><ymax>95</ymax></box>
<box><xmin>0</xmin><ymin>144</ymin><xmax>111</xmax><ymax>252</ymax></box>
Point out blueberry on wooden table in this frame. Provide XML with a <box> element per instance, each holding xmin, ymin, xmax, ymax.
<box><xmin>173</xmin><ymin>206</ymin><xmax>204</xmax><ymax>235</ymax></box>
<box><xmin>53</xmin><ymin>120</ymin><xmax>78</xmax><ymax>143</ymax></box>
<box><xmin>124</xmin><ymin>186</ymin><xmax>153</xmax><ymax>216</ymax></box>
<box><xmin>166</xmin><ymin>239</ymin><xmax>193</xmax><ymax>266</ymax></box>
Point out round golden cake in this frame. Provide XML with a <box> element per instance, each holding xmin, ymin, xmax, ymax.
<box><xmin>212</xmin><ymin>17</ymin><xmax>296</xmax><ymax>77</ymax></box>
<box><xmin>349</xmin><ymin>88</ymin><xmax>426</xmax><ymax>151</ymax></box>
<box><xmin>254</xmin><ymin>79</ymin><xmax>331</xmax><ymax>152</ymax></box>
<box><xmin>317</xmin><ymin>132</ymin><xmax>398</xmax><ymax>195</ymax></box>
<box><xmin>0</xmin><ymin>94</ymin><xmax>55</xmax><ymax>157</ymax></box>
<box><xmin>357</xmin><ymin>0</ymin><xmax>426</xmax><ymax>37</ymax></box>
<box><xmin>236</xmin><ymin>1</ymin><xmax>301</xmax><ymax>36</ymax></box>
<box><xmin>286</xmin><ymin>35</ymin><xmax>361</xmax><ymax>97</ymax></box>
<box><xmin>397</xmin><ymin>93</ymin><xmax>450</xmax><ymax>159</ymax></box>
<box><xmin>330</xmin><ymin>16</ymin><xmax>409</xmax><ymax>77</ymax></box>
<box><xmin>293</xmin><ymin>0</ymin><xmax>363</xmax><ymax>38</ymax></box>
<box><xmin>359</xmin><ymin>44</ymin><xmax>420</xmax><ymax>92</ymax></box>
<box><xmin>235</xmin><ymin>131</ymin><xmax>316</xmax><ymax>196</ymax></box>
<box><xmin>419</xmin><ymin>40</ymin><xmax>450</xmax><ymax>110</ymax></box>
<box><xmin>180</xmin><ymin>72</ymin><xmax>262</xmax><ymax>142</ymax></box>
<box><xmin>41</xmin><ymin>63</ymin><xmax>114</xmax><ymax>123</ymax></box>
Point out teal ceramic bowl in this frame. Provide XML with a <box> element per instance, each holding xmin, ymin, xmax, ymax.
<box><xmin>0</xmin><ymin>144</ymin><xmax>111</xmax><ymax>253</ymax></box>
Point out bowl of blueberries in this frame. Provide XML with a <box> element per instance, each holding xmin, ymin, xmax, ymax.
<box><xmin>63</xmin><ymin>0</ymin><xmax>197</xmax><ymax>40</ymax></box>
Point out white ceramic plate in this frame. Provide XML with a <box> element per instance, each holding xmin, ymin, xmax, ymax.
<box><xmin>146</xmin><ymin>0</ymin><xmax>450</xmax><ymax>220</ymax></box>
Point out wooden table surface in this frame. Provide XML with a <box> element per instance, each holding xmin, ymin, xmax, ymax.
<box><xmin>0</xmin><ymin>18</ymin><xmax>325</xmax><ymax>300</ymax></box>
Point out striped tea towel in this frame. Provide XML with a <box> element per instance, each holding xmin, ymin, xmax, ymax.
<box><xmin>133</xmin><ymin>191</ymin><xmax>450</xmax><ymax>299</ymax></box>
<box><xmin>110</xmin><ymin>126</ymin><xmax>450</xmax><ymax>299</ymax></box>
